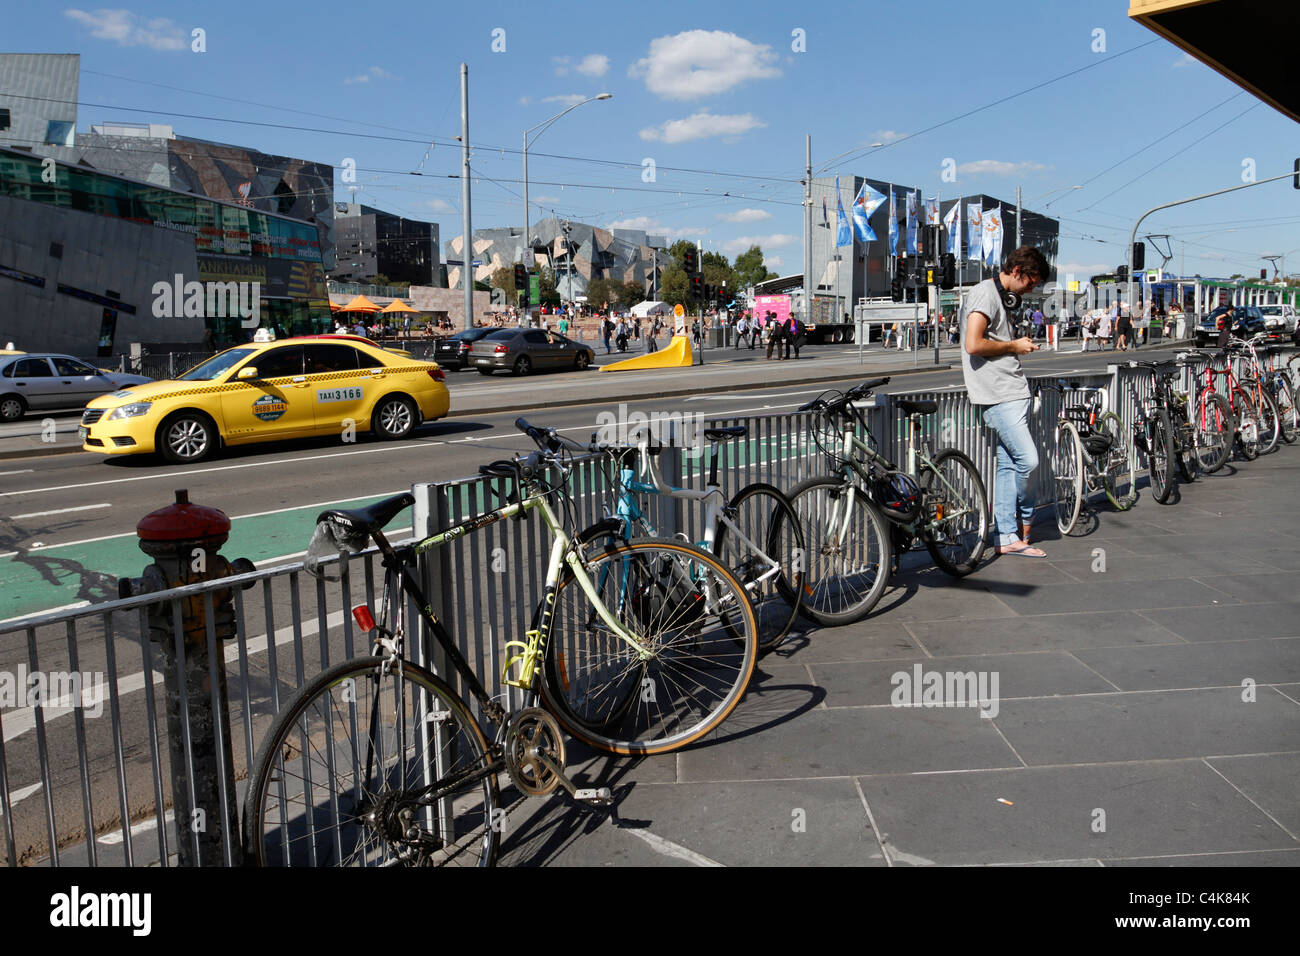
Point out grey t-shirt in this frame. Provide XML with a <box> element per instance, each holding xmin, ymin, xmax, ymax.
<box><xmin>961</xmin><ymin>278</ymin><xmax>1029</xmax><ymax>406</ymax></box>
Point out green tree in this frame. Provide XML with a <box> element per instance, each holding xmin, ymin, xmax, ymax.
<box><xmin>622</xmin><ymin>280</ymin><xmax>647</xmax><ymax>307</ymax></box>
<box><xmin>666</xmin><ymin>239</ymin><xmax>697</xmax><ymax>271</ymax></box>
<box><xmin>701</xmin><ymin>250</ymin><xmax>738</xmax><ymax>295</ymax></box>
<box><xmin>733</xmin><ymin>245</ymin><xmax>776</xmax><ymax>289</ymax></box>
<box><xmin>490</xmin><ymin>266</ymin><xmax>516</xmax><ymax>298</ymax></box>
<box><xmin>586</xmin><ymin>277</ymin><xmax>621</xmax><ymax>310</ymax></box>
<box><xmin>659</xmin><ymin>265</ymin><xmax>689</xmax><ymax>307</ymax></box>
<box><xmin>537</xmin><ymin>265</ymin><xmax>560</xmax><ymax>306</ymax></box>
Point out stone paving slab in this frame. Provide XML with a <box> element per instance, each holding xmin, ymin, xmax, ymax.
<box><xmin>1136</xmin><ymin>601</ymin><xmax>1300</xmax><ymax>642</ymax></box>
<box><xmin>1072</xmin><ymin>638</ymin><xmax>1300</xmax><ymax>691</ymax></box>
<box><xmin>906</xmin><ymin>610</ymin><xmax>1182</xmax><ymax>655</ymax></box>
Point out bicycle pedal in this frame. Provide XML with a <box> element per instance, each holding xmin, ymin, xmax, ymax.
<box><xmin>574</xmin><ymin>787</ymin><xmax>613</xmax><ymax>804</ymax></box>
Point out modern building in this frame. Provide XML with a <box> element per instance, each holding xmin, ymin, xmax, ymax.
<box><xmin>0</xmin><ymin>53</ymin><xmax>79</xmax><ymax>150</ymax></box>
<box><xmin>0</xmin><ymin>147</ymin><xmax>331</xmax><ymax>355</ymax></box>
<box><xmin>445</xmin><ymin>217</ymin><xmax>664</xmax><ymax>300</ymax></box>
<box><xmin>332</xmin><ymin>203</ymin><xmax>440</xmax><ymax>286</ymax></box>
<box><xmin>807</xmin><ymin>176</ymin><xmax>1059</xmax><ymax>320</ymax></box>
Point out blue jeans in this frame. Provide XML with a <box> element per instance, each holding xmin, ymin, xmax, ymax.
<box><xmin>980</xmin><ymin>398</ymin><xmax>1038</xmax><ymax>546</ymax></box>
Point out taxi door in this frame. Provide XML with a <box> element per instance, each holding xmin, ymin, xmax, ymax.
<box><xmin>302</xmin><ymin>343</ymin><xmax>371</xmax><ymax>436</ymax></box>
<box><xmin>218</xmin><ymin>345</ymin><xmax>315</xmax><ymax>443</ymax></box>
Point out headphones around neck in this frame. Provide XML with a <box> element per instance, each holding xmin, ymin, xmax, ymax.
<box><xmin>992</xmin><ymin>272</ymin><xmax>1022</xmax><ymax>312</ymax></box>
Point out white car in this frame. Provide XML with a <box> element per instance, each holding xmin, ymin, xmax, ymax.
<box><xmin>1258</xmin><ymin>304</ymin><xmax>1296</xmax><ymax>334</ymax></box>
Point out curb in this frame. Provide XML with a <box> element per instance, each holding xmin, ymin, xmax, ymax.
<box><xmin>0</xmin><ymin>443</ymin><xmax>89</xmax><ymax>462</ymax></box>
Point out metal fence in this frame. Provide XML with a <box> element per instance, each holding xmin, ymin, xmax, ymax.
<box><xmin>4</xmin><ymin>345</ymin><xmax>1294</xmax><ymax>866</ymax></box>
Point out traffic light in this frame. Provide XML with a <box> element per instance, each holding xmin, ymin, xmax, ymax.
<box><xmin>683</xmin><ymin>247</ymin><xmax>699</xmax><ymax>274</ymax></box>
<box><xmin>690</xmin><ymin>274</ymin><xmax>703</xmax><ymax>299</ymax></box>
<box><xmin>1116</xmin><ymin>265</ymin><xmax>1128</xmax><ymax>281</ymax></box>
<box><xmin>1132</xmin><ymin>242</ymin><xmax>1145</xmax><ymax>271</ymax></box>
<box><xmin>940</xmin><ymin>253</ymin><xmax>955</xmax><ymax>290</ymax></box>
<box><xmin>514</xmin><ymin>263</ymin><xmax>526</xmax><ymax>288</ymax></box>
<box><xmin>891</xmin><ymin>257</ymin><xmax>905</xmax><ymax>302</ymax></box>
<box><xmin>1261</xmin><ymin>269</ymin><xmax>1268</xmax><ymax>280</ymax></box>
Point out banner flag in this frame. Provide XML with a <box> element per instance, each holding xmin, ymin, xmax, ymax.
<box><xmin>835</xmin><ymin>177</ymin><xmax>853</xmax><ymax>247</ymax></box>
<box><xmin>853</xmin><ymin>182</ymin><xmax>885</xmax><ymax>242</ymax></box>
<box><xmin>966</xmin><ymin>204</ymin><xmax>983</xmax><ymax>258</ymax></box>
<box><xmin>888</xmin><ymin>191</ymin><xmax>899</xmax><ymax>255</ymax></box>
<box><xmin>943</xmin><ymin>202</ymin><xmax>961</xmax><ymax>254</ymax></box>
<box><xmin>905</xmin><ymin>191</ymin><xmax>918</xmax><ymax>255</ymax></box>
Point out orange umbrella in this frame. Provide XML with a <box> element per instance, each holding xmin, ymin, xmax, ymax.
<box><xmin>329</xmin><ymin>300</ymin><xmax>344</xmax><ymax>311</ymax></box>
<box><xmin>341</xmin><ymin>294</ymin><xmax>381</xmax><ymax>313</ymax></box>
<box><xmin>380</xmin><ymin>299</ymin><xmax>419</xmax><ymax>314</ymax></box>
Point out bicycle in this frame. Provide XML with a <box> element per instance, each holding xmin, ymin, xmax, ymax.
<box><xmin>1126</xmin><ymin>359</ymin><xmax>1230</xmax><ymax>503</ymax></box>
<box><xmin>242</xmin><ymin>439</ymin><xmax>759</xmax><ymax>867</ymax></box>
<box><xmin>1192</xmin><ymin>347</ymin><xmax>1262</xmax><ymax>461</ymax></box>
<box><xmin>1037</xmin><ymin>380</ymin><xmax>1136</xmax><ymax>533</ymax></box>
<box><xmin>787</xmin><ymin>377</ymin><xmax>989</xmax><ymax>626</ymax></box>
<box><xmin>1235</xmin><ymin>334</ymin><xmax>1294</xmax><ymax>447</ymax></box>
<box><xmin>554</xmin><ymin>421</ymin><xmax>806</xmax><ymax>653</ymax></box>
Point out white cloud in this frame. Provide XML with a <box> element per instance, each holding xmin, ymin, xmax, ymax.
<box><xmin>874</xmin><ymin>130</ymin><xmax>907</xmax><ymax>144</ymax></box>
<box><xmin>344</xmin><ymin>66</ymin><xmax>396</xmax><ymax>85</ymax></box>
<box><xmin>532</xmin><ymin>195</ymin><xmax>559</xmax><ymax>203</ymax></box>
<box><xmin>639</xmin><ymin>111</ymin><xmax>766</xmax><ymax>144</ymax></box>
<box><xmin>717</xmin><ymin>208</ymin><xmax>771</xmax><ymax>223</ymax></box>
<box><xmin>554</xmin><ymin>54</ymin><xmax>610</xmax><ymax>77</ymax></box>
<box><xmin>766</xmin><ymin>256</ymin><xmax>783</xmax><ymax>269</ymax></box>
<box><xmin>720</xmin><ymin>233</ymin><xmax>799</xmax><ymax>255</ymax></box>
<box><xmin>427</xmin><ymin>199</ymin><xmax>455</xmax><ymax>213</ymax></box>
<box><xmin>541</xmin><ymin>94</ymin><xmax>588</xmax><ymax>107</ymax></box>
<box><xmin>608</xmin><ymin>216</ymin><xmax>664</xmax><ymax>231</ymax></box>
<box><xmin>1172</xmin><ymin>52</ymin><xmax>1198</xmax><ymax>68</ymax></box>
<box><xmin>64</xmin><ymin>9</ymin><xmax>187</xmax><ymax>50</ymax></box>
<box><xmin>956</xmin><ymin>160</ymin><xmax>1049</xmax><ymax>176</ymax></box>
<box><xmin>630</xmin><ymin>31</ymin><xmax>780</xmax><ymax>100</ymax></box>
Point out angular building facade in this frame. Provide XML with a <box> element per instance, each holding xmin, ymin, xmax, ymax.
<box><xmin>332</xmin><ymin>202</ymin><xmax>440</xmax><ymax>286</ymax></box>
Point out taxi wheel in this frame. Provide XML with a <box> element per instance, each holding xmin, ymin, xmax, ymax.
<box><xmin>159</xmin><ymin>412</ymin><xmax>216</xmax><ymax>464</ymax></box>
<box><xmin>514</xmin><ymin>356</ymin><xmax>531</xmax><ymax>376</ymax></box>
<box><xmin>373</xmin><ymin>395</ymin><xmax>417</xmax><ymax>441</ymax></box>
<box><xmin>0</xmin><ymin>394</ymin><xmax>25</xmax><ymax>422</ymax></box>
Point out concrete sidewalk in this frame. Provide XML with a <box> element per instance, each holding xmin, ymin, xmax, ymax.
<box><xmin>499</xmin><ymin>442</ymin><xmax>1300</xmax><ymax>867</ymax></box>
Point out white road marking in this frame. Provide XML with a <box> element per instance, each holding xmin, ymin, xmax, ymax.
<box><xmin>617</xmin><ymin>825</ymin><xmax>725</xmax><ymax>866</ymax></box>
<box><xmin>686</xmin><ymin>388</ymin><xmax>827</xmax><ymax>401</ymax></box>
<box><xmin>99</xmin><ymin>810</ymin><xmax>174</xmax><ymax>845</ymax></box>
<box><xmin>0</xmin><ymin>782</ymin><xmax>43</xmax><ymax>816</ymax></box>
<box><xmin>10</xmin><ymin>503</ymin><xmax>111</xmax><ymax>520</ymax></box>
<box><xmin>0</xmin><ymin>600</ymin><xmax>91</xmax><ymax>625</ymax></box>
<box><xmin>0</xmin><ymin>469</ymin><xmax>34</xmax><ymax>477</ymax></box>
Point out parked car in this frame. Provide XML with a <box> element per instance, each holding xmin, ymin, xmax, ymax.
<box><xmin>79</xmin><ymin>336</ymin><xmax>449</xmax><ymax>464</ymax></box>
<box><xmin>1257</xmin><ymin>303</ymin><xmax>1297</xmax><ymax>336</ymax></box>
<box><xmin>0</xmin><ymin>352</ymin><xmax>151</xmax><ymax>422</ymax></box>
<box><xmin>469</xmin><ymin>329</ymin><xmax>594</xmax><ymax>375</ymax></box>
<box><xmin>1194</xmin><ymin>305</ymin><xmax>1266</xmax><ymax>347</ymax></box>
<box><xmin>434</xmin><ymin>328</ymin><xmax>495</xmax><ymax>370</ymax></box>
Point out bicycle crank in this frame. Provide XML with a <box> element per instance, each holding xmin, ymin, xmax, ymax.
<box><xmin>504</xmin><ymin>707</ymin><xmax>567</xmax><ymax>797</ymax></box>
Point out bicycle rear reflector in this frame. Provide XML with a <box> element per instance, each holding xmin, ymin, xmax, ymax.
<box><xmin>352</xmin><ymin>605</ymin><xmax>376</xmax><ymax>632</ymax></box>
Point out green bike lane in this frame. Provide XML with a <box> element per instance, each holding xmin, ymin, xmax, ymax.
<box><xmin>0</xmin><ymin>491</ymin><xmax>405</xmax><ymax>622</ymax></box>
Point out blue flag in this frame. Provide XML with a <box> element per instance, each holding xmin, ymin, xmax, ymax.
<box><xmin>853</xmin><ymin>183</ymin><xmax>885</xmax><ymax>242</ymax></box>
<box><xmin>905</xmin><ymin>191</ymin><xmax>918</xmax><ymax>255</ymax></box>
<box><xmin>888</xmin><ymin>192</ymin><xmax>898</xmax><ymax>255</ymax></box>
<box><xmin>834</xmin><ymin>177</ymin><xmax>852</xmax><ymax>247</ymax></box>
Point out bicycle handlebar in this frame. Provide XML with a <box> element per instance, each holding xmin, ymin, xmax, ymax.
<box><xmin>798</xmin><ymin>376</ymin><xmax>890</xmax><ymax>413</ymax></box>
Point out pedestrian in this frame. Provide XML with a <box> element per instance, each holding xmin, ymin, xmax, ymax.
<box><xmin>615</xmin><ymin>317</ymin><xmax>629</xmax><ymax>352</ymax></box>
<box><xmin>1115</xmin><ymin>303</ymin><xmax>1132</xmax><ymax>351</ymax></box>
<box><xmin>557</xmin><ymin>313</ymin><xmax>570</xmax><ymax>336</ymax></box>
<box><xmin>961</xmin><ymin>245</ymin><xmax>1048</xmax><ymax>558</ymax></box>
<box><xmin>734</xmin><ymin>314</ymin><xmax>749</xmax><ymax>349</ymax></box>
<box><xmin>785</xmin><ymin>313</ymin><xmax>803</xmax><ymax>358</ymax></box>
<box><xmin>1097</xmin><ymin>308</ymin><xmax>1112</xmax><ymax>350</ymax></box>
<box><xmin>602</xmin><ymin>314</ymin><xmax>613</xmax><ymax>353</ymax></box>
<box><xmin>1031</xmin><ymin>306</ymin><xmax>1044</xmax><ymax>340</ymax></box>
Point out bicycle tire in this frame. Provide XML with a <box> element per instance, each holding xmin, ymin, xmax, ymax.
<box><xmin>1098</xmin><ymin>412</ymin><xmax>1138</xmax><ymax>509</ymax></box>
<box><xmin>1053</xmin><ymin>421</ymin><xmax>1084</xmax><ymax>534</ymax></box>
<box><xmin>1231</xmin><ymin>388</ymin><xmax>1260</xmax><ymax>460</ymax></box>
<box><xmin>1149</xmin><ymin>409</ymin><xmax>1176</xmax><ymax>504</ymax></box>
<box><xmin>1194</xmin><ymin>391</ymin><xmax>1232</xmax><ymax>474</ymax></box>
<box><xmin>539</xmin><ymin>538</ymin><xmax>757</xmax><ymax>756</ymax></box>
<box><xmin>1254</xmin><ymin>385</ymin><xmax>1280</xmax><ymax>454</ymax></box>
<box><xmin>784</xmin><ymin>475</ymin><xmax>892</xmax><ymax>627</ymax></box>
<box><xmin>1273</xmin><ymin>377</ymin><xmax>1298</xmax><ymax>444</ymax></box>
<box><xmin>243</xmin><ymin>656</ymin><xmax>499</xmax><ymax>867</ymax></box>
<box><xmin>712</xmin><ymin>482</ymin><xmax>806</xmax><ymax>652</ymax></box>
<box><xmin>919</xmin><ymin>448</ymin><xmax>989</xmax><ymax>576</ymax></box>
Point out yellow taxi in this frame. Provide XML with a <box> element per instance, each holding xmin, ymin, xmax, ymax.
<box><xmin>79</xmin><ymin>335</ymin><xmax>450</xmax><ymax>463</ymax></box>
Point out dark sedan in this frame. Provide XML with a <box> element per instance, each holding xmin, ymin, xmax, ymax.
<box><xmin>434</xmin><ymin>328</ymin><xmax>495</xmax><ymax>370</ymax></box>
<box><xmin>469</xmin><ymin>329</ymin><xmax>595</xmax><ymax>376</ymax></box>
<box><xmin>1194</xmin><ymin>305</ymin><xmax>1266</xmax><ymax>347</ymax></box>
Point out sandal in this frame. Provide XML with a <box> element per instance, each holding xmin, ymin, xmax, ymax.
<box><xmin>996</xmin><ymin>540</ymin><xmax>1047</xmax><ymax>558</ymax></box>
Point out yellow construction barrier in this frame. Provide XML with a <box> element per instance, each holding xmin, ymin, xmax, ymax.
<box><xmin>598</xmin><ymin>333</ymin><xmax>693</xmax><ymax>371</ymax></box>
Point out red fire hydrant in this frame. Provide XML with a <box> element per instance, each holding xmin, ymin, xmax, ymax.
<box><xmin>119</xmin><ymin>489</ymin><xmax>254</xmax><ymax>866</ymax></box>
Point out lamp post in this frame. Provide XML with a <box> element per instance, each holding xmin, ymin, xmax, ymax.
<box><xmin>522</xmin><ymin>94</ymin><xmax>611</xmax><ymax>320</ymax></box>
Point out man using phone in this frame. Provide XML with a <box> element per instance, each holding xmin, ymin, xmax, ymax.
<box><xmin>962</xmin><ymin>246</ymin><xmax>1050</xmax><ymax>558</ymax></box>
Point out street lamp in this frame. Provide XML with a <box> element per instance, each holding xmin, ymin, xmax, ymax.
<box><xmin>522</xmin><ymin>93</ymin><xmax>612</xmax><ymax>319</ymax></box>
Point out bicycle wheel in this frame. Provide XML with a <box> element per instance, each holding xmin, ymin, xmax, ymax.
<box><xmin>1230</xmin><ymin>388</ymin><xmax>1260</xmax><ymax>460</ymax></box>
<box><xmin>540</xmin><ymin>538</ymin><xmax>757</xmax><ymax>755</ymax></box>
<box><xmin>244</xmin><ymin>657</ymin><xmax>499</xmax><ymax>867</ymax></box>
<box><xmin>784</xmin><ymin>475</ymin><xmax>892</xmax><ymax>627</ymax></box>
<box><xmin>1193</xmin><ymin>391</ymin><xmax>1232</xmax><ymax>474</ymax></box>
<box><xmin>1254</xmin><ymin>386</ymin><xmax>1280</xmax><ymax>454</ymax></box>
<box><xmin>1098</xmin><ymin>412</ymin><xmax>1138</xmax><ymax>509</ymax></box>
<box><xmin>1273</xmin><ymin>377</ymin><xmax>1298</xmax><ymax>444</ymax></box>
<box><xmin>1149</xmin><ymin>409</ymin><xmax>1176</xmax><ymax>504</ymax></box>
<box><xmin>711</xmin><ymin>482</ymin><xmax>805</xmax><ymax>652</ymax></box>
<box><xmin>919</xmin><ymin>448</ymin><xmax>989</xmax><ymax>576</ymax></box>
<box><xmin>1052</xmin><ymin>421</ymin><xmax>1084</xmax><ymax>534</ymax></box>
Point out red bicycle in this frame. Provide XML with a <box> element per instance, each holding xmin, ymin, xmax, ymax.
<box><xmin>1188</xmin><ymin>348</ymin><xmax>1261</xmax><ymax>462</ymax></box>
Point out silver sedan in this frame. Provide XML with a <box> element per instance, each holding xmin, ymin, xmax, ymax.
<box><xmin>469</xmin><ymin>329</ymin><xmax>595</xmax><ymax>375</ymax></box>
<box><xmin>0</xmin><ymin>352</ymin><xmax>151</xmax><ymax>421</ymax></box>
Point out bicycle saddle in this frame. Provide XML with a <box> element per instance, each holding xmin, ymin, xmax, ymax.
<box><xmin>704</xmin><ymin>425</ymin><xmax>748</xmax><ymax>442</ymax></box>
<box><xmin>897</xmin><ymin>399</ymin><xmax>938</xmax><ymax>416</ymax></box>
<box><xmin>317</xmin><ymin>492</ymin><xmax>415</xmax><ymax>537</ymax></box>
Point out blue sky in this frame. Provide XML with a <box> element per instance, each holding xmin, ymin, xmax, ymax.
<box><xmin>11</xmin><ymin>0</ymin><xmax>1300</xmax><ymax>278</ymax></box>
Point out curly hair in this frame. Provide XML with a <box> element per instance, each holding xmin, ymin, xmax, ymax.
<box><xmin>1002</xmin><ymin>246</ymin><xmax>1050</xmax><ymax>282</ymax></box>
